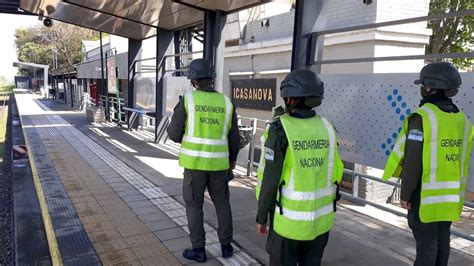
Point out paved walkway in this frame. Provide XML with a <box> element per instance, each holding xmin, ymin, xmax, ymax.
<box><xmin>15</xmin><ymin>90</ymin><xmax>474</xmax><ymax>265</ymax></box>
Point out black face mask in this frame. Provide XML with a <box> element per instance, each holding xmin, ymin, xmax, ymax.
<box><xmin>420</xmin><ymin>85</ymin><xmax>431</xmax><ymax>98</ymax></box>
<box><xmin>284</xmin><ymin>97</ymin><xmax>303</xmax><ymax>113</ymax></box>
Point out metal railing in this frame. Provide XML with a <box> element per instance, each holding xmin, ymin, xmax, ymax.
<box><xmin>342</xmin><ymin>169</ymin><xmax>474</xmax><ymax>242</ymax></box>
<box><xmin>236</xmin><ymin>115</ymin><xmax>474</xmax><ymax>242</ymax></box>
<box><xmin>108</xmin><ymin>96</ymin><xmax>126</xmax><ymax>124</ymax></box>
<box><xmin>106</xmin><ymin>107</ymin><xmax>474</xmax><ymax>242</ymax></box>
<box><xmin>164</xmin><ymin>51</ymin><xmax>203</xmax><ymax>73</ymax></box>
<box><xmin>238</xmin><ymin>116</ymin><xmax>269</xmax><ymax>176</ymax></box>
<box><xmin>309</xmin><ymin>10</ymin><xmax>474</xmax><ymax>66</ymax></box>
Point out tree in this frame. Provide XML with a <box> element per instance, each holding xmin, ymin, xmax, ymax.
<box><xmin>14</xmin><ymin>22</ymin><xmax>100</xmax><ymax>70</ymax></box>
<box><xmin>426</xmin><ymin>0</ymin><xmax>473</xmax><ymax>69</ymax></box>
<box><xmin>0</xmin><ymin>75</ymin><xmax>14</xmax><ymax>92</ymax></box>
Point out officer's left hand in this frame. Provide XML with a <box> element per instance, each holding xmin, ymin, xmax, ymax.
<box><xmin>256</xmin><ymin>223</ymin><xmax>268</xmax><ymax>236</ymax></box>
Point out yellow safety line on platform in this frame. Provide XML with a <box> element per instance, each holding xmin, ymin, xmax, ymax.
<box><xmin>17</xmin><ymin>97</ymin><xmax>63</xmax><ymax>265</ymax></box>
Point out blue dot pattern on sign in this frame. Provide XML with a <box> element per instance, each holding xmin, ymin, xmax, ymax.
<box><xmin>382</xmin><ymin>88</ymin><xmax>413</xmax><ymax>158</ymax></box>
<box><xmin>391</xmin><ymin>145</ymin><xmax>394</xmax><ymax>150</ymax></box>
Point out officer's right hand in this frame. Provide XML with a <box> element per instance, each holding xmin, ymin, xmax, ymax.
<box><xmin>400</xmin><ymin>200</ymin><xmax>411</xmax><ymax>210</ymax></box>
<box><xmin>256</xmin><ymin>223</ymin><xmax>268</xmax><ymax>236</ymax></box>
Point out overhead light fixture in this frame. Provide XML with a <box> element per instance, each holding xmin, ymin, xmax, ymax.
<box><xmin>258</xmin><ymin>69</ymin><xmax>291</xmax><ymax>75</ymax></box>
<box><xmin>229</xmin><ymin>71</ymin><xmax>255</xmax><ymax>76</ymax></box>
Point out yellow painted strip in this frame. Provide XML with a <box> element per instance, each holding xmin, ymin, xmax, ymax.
<box><xmin>16</xmin><ymin>95</ymin><xmax>63</xmax><ymax>265</ymax></box>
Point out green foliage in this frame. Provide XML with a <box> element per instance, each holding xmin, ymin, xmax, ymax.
<box><xmin>0</xmin><ymin>75</ymin><xmax>14</xmax><ymax>92</ymax></box>
<box><xmin>14</xmin><ymin>22</ymin><xmax>100</xmax><ymax>70</ymax></box>
<box><xmin>426</xmin><ymin>0</ymin><xmax>473</xmax><ymax>69</ymax></box>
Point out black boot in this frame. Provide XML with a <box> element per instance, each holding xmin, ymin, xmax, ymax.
<box><xmin>183</xmin><ymin>247</ymin><xmax>207</xmax><ymax>263</ymax></box>
<box><xmin>221</xmin><ymin>244</ymin><xmax>234</xmax><ymax>258</ymax></box>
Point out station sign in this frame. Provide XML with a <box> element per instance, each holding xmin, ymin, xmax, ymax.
<box><xmin>231</xmin><ymin>78</ymin><xmax>276</xmax><ymax>111</ymax></box>
<box><xmin>107</xmin><ymin>57</ymin><xmax>118</xmax><ymax>94</ymax></box>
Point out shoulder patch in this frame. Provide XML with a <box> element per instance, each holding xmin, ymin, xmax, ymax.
<box><xmin>265</xmin><ymin>148</ymin><xmax>274</xmax><ymax>161</ymax></box>
<box><xmin>407</xmin><ymin>129</ymin><xmax>423</xmax><ymax>142</ymax></box>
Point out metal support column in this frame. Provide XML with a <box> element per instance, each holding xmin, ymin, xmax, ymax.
<box><xmin>203</xmin><ymin>10</ymin><xmax>227</xmax><ymax>92</ymax></box>
<box><xmin>69</xmin><ymin>75</ymin><xmax>73</xmax><ymax>108</ymax></box>
<box><xmin>44</xmin><ymin>67</ymin><xmax>49</xmax><ymax>98</ymax></box>
<box><xmin>127</xmin><ymin>38</ymin><xmax>142</xmax><ymax>129</ymax></box>
<box><xmin>291</xmin><ymin>0</ymin><xmax>326</xmax><ymax>72</ymax></box>
<box><xmin>155</xmin><ymin>28</ymin><xmax>174</xmax><ymax>141</ymax></box>
<box><xmin>51</xmin><ymin>75</ymin><xmax>55</xmax><ymax>99</ymax></box>
<box><xmin>104</xmin><ymin>51</ymin><xmax>110</xmax><ymax>120</ymax></box>
<box><xmin>62</xmin><ymin>73</ymin><xmax>66</xmax><ymax>103</ymax></box>
<box><xmin>99</xmin><ymin>32</ymin><xmax>106</xmax><ymax>114</ymax></box>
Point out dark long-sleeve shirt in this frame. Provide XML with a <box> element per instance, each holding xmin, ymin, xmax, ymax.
<box><xmin>167</xmin><ymin>86</ymin><xmax>240</xmax><ymax>163</ymax></box>
<box><xmin>400</xmin><ymin>93</ymin><xmax>460</xmax><ymax>203</ymax></box>
<box><xmin>256</xmin><ymin>109</ymin><xmax>316</xmax><ymax>225</ymax></box>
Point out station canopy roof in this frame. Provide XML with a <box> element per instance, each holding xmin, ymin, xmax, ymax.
<box><xmin>19</xmin><ymin>0</ymin><xmax>269</xmax><ymax>40</ymax></box>
<box><xmin>13</xmin><ymin>61</ymin><xmax>49</xmax><ymax>71</ymax></box>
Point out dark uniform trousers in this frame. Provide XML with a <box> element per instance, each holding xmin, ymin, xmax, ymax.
<box><xmin>407</xmin><ymin>201</ymin><xmax>452</xmax><ymax>266</ymax></box>
<box><xmin>183</xmin><ymin>169</ymin><xmax>233</xmax><ymax>249</ymax></box>
<box><xmin>266</xmin><ymin>212</ymin><xmax>329</xmax><ymax>266</ymax></box>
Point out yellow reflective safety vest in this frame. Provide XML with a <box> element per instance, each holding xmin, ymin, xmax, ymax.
<box><xmin>179</xmin><ymin>90</ymin><xmax>233</xmax><ymax>171</ymax></box>
<box><xmin>273</xmin><ymin>114</ymin><xmax>344</xmax><ymax>240</ymax></box>
<box><xmin>383</xmin><ymin>103</ymin><xmax>473</xmax><ymax>222</ymax></box>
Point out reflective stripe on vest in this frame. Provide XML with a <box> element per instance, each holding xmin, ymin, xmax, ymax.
<box><xmin>179</xmin><ymin>91</ymin><xmax>232</xmax><ymax>171</ymax></box>
<box><xmin>180</xmin><ymin>148</ymin><xmax>229</xmax><ymax>158</ymax></box>
<box><xmin>280</xmin><ymin>204</ymin><xmax>333</xmax><ymax>221</ymax></box>
<box><xmin>183</xmin><ymin>136</ymin><xmax>228</xmax><ymax>146</ymax></box>
<box><xmin>281</xmin><ymin>171</ymin><xmax>336</xmax><ymax>201</ymax></box>
<box><xmin>273</xmin><ymin>114</ymin><xmax>343</xmax><ymax>241</ymax></box>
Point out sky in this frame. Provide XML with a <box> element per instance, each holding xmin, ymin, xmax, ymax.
<box><xmin>0</xmin><ymin>14</ymin><xmax>41</xmax><ymax>82</ymax></box>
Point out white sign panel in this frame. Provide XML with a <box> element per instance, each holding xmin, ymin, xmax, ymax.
<box><xmin>163</xmin><ymin>76</ymin><xmax>193</xmax><ymax>116</ymax></box>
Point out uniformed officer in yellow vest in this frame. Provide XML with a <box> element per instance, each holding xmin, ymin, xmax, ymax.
<box><xmin>167</xmin><ymin>58</ymin><xmax>240</xmax><ymax>263</ymax></box>
<box><xmin>256</xmin><ymin>69</ymin><xmax>344</xmax><ymax>266</ymax></box>
<box><xmin>383</xmin><ymin>62</ymin><xmax>472</xmax><ymax>266</ymax></box>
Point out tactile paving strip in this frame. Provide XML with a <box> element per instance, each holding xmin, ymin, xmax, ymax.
<box><xmin>22</xmin><ymin>116</ymin><xmax>100</xmax><ymax>262</ymax></box>
<box><xmin>35</xmin><ymin>100</ymin><xmax>259</xmax><ymax>265</ymax></box>
<box><xmin>13</xmin><ymin>158</ymin><xmax>51</xmax><ymax>265</ymax></box>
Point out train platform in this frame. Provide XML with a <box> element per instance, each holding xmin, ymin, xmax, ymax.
<box><xmin>13</xmin><ymin>89</ymin><xmax>474</xmax><ymax>265</ymax></box>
